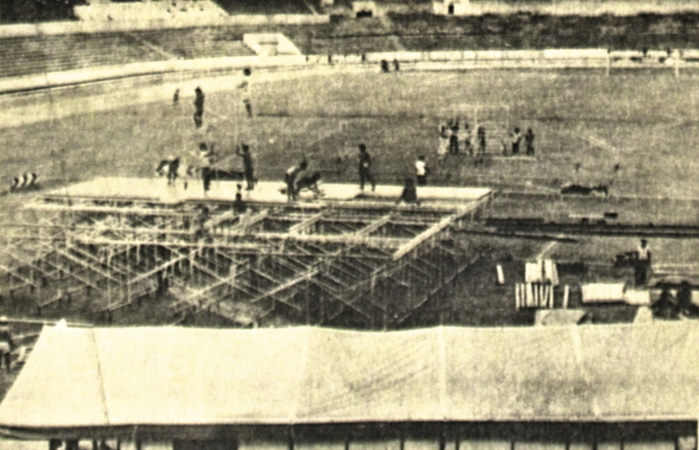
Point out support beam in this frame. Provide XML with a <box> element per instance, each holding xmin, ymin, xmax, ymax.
<box><xmin>248</xmin><ymin>270</ymin><xmax>319</xmax><ymax>305</ymax></box>
<box><xmin>355</xmin><ymin>214</ymin><xmax>393</xmax><ymax>236</ymax></box>
<box><xmin>289</xmin><ymin>212</ymin><xmax>325</xmax><ymax>235</ymax></box>
<box><xmin>54</xmin><ymin>247</ymin><xmax>121</xmax><ymax>284</ymax></box>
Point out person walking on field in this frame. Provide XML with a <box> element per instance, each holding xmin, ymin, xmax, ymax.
<box><xmin>525</xmin><ymin>128</ymin><xmax>535</xmax><ymax>156</ymax></box>
<box><xmin>511</xmin><ymin>127</ymin><xmax>522</xmax><ymax>155</ymax></box>
<box><xmin>237</xmin><ymin>68</ymin><xmax>253</xmax><ymax>118</ymax></box>
<box><xmin>437</xmin><ymin>125</ymin><xmax>450</xmax><ymax>159</ymax></box>
<box><xmin>193</xmin><ymin>87</ymin><xmax>205</xmax><ymax>129</ymax></box>
<box><xmin>358</xmin><ymin>144</ymin><xmax>376</xmax><ymax>192</ymax></box>
<box><xmin>236</xmin><ymin>144</ymin><xmax>255</xmax><ymax>190</ymax></box>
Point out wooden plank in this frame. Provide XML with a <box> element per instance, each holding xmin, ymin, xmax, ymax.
<box><xmin>248</xmin><ymin>270</ymin><xmax>319</xmax><ymax>305</ymax></box>
<box><xmin>0</xmin><ymin>262</ymin><xmax>40</xmax><ymax>289</ymax></box>
<box><xmin>54</xmin><ymin>247</ymin><xmax>121</xmax><ymax>283</ymax></box>
<box><xmin>355</xmin><ymin>213</ymin><xmax>393</xmax><ymax>236</ymax></box>
<box><xmin>288</xmin><ymin>212</ymin><xmax>325</xmax><ymax>235</ymax></box>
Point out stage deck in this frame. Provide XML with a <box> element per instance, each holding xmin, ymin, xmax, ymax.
<box><xmin>37</xmin><ymin>177</ymin><xmax>493</xmax><ymax>208</ymax></box>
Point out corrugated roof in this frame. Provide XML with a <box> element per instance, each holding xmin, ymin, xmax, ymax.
<box><xmin>1</xmin><ymin>323</ymin><xmax>698</xmax><ymax>430</ymax></box>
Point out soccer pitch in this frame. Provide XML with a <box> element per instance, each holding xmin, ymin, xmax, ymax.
<box><xmin>2</xmin><ymin>68</ymin><xmax>699</xmax><ymax>215</ymax></box>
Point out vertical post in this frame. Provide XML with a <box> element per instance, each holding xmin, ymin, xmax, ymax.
<box><xmin>606</xmin><ymin>49</ymin><xmax>611</xmax><ymax>77</ymax></box>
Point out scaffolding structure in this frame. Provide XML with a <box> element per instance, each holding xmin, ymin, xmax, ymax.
<box><xmin>0</xmin><ymin>178</ymin><xmax>493</xmax><ymax>329</ymax></box>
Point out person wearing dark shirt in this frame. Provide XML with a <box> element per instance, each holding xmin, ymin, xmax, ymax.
<box><xmin>233</xmin><ymin>193</ymin><xmax>247</xmax><ymax>214</ymax></box>
<box><xmin>236</xmin><ymin>144</ymin><xmax>255</xmax><ymax>190</ymax></box>
<box><xmin>652</xmin><ymin>286</ymin><xmax>679</xmax><ymax>320</ymax></box>
<box><xmin>677</xmin><ymin>281</ymin><xmax>699</xmax><ymax>317</ymax></box>
<box><xmin>237</xmin><ymin>68</ymin><xmax>253</xmax><ymax>118</ymax></box>
<box><xmin>396</xmin><ymin>178</ymin><xmax>420</xmax><ymax>206</ymax></box>
<box><xmin>525</xmin><ymin>128</ymin><xmax>535</xmax><ymax>156</ymax></box>
<box><xmin>193</xmin><ymin>86</ymin><xmax>205</xmax><ymax>129</ymax></box>
<box><xmin>296</xmin><ymin>172</ymin><xmax>323</xmax><ymax>197</ymax></box>
<box><xmin>155</xmin><ymin>157</ymin><xmax>180</xmax><ymax>186</ymax></box>
<box><xmin>477</xmin><ymin>125</ymin><xmax>487</xmax><ymax>156</ymax></box>
<box><xmin>358</xmin><ymin>144</ymin><xmax>376</xmax><ymax>192</ymax></box>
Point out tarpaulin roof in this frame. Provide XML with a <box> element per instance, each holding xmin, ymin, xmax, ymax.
<box><xmin>1</xmin><ymin>323</ymin><xmax>698</xmax><ymax>431</ymax></box>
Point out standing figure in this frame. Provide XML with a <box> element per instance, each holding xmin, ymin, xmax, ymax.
<box><xmin>437</xmin><ymin>125</ymin><xmax>450</xmax><ymax>159</ymax></box>
<box><xmin>449</xmin><ymin>120</ymin><xmax>460</xmax><ymax>155</ymax></box>
<box><xmin>511</xmin><ymin>127</ymin><xmax>522</xmax><ymax>155</ymax></box>
<box><xmin>358</xmin><ymin>144</ymin><xmax>376</xmax><ymax>191</ymax></box>
<box><xmin>233</xmin><ymin>192</ymin><xmax>247</xmax><ymax>215</ymax></box>
<box><xmin>477</xmin><ymin>125</ymin><xmax>487</xmax><ymax>156</ymax></box>
<box><xmin>525</xmin><ymin>128</ymin><xmax>535</xmax><ymax>156</ymax></box>
<box><xmin>173</xmin><ymin>88</ymin><xmax>180</xmax><ymax>105</ymax></box>
<box><xmin>167</xmin><ymin>157</ymin><xmax>180</xmax><ymax>186</ymax></box>
<box><xmin>0</xmin><ymin>317</ymin><xmax>13</xmax><ymax>371</ymax></box>
<box><xmin>155</xmin><ymin>156</ymin><xmax>180</xmax><ymax>186</ymax></box>
<box><xmin>193</xmin><ymin>86</ymin><xmax>205</xmax><ymax>129</ymax></box>
<box><xmin>285</xmin><ymin>159</ymin><xmax>308</xmax><ymax>201</ymax></box>
<box><xmin>635</xmin><ymin>239</ymin><xmax>651</xmax><ymax>286</ymax></box>
<box><xmin>237</xmin><ymin>68</ymin><xmax>253</xmax><ymax>118</ymax></box>
<box><xmin>236</xmin><ymin>144</ymin><xmax>255</xmax><ymax>190</ymax></box>
<box><xmin>415</xmin><ymin>156</ymin><xmax>430</xmax><ymax>186</ymax></box>
<box><xmin>463</xmin><ymin>123</ymin><xmax>473</xmax><ymax>156</ymax></box>
<box><xmin>396</xmin><ymin>178</ymin><xmax>420</xmax><ymax>206</ymax></box>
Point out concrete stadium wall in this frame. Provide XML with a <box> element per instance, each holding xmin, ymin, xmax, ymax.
<box><xmin>432</xmin><ymin>0</ymin><xmax>699</xmax><ymax>16</ymax></box>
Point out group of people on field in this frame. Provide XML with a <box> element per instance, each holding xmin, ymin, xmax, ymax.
<box><xmin>437</xmin><ymin>118</ymin><xmax>536</xmax><ymax>160</ymax></box>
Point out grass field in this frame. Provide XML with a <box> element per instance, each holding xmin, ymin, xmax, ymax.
<box><xmin>3</xmin><ymin>68</ymin><xmax>699</xmax><ymax>203</ymax></box>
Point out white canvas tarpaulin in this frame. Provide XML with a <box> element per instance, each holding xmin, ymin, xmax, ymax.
<box><xmin>2</xmin><ymin>323</ymin><xmax>699</xmax><ymax>432</ymax></box>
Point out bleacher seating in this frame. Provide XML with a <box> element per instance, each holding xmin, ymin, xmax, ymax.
<box><xmin>132</xmin><ymin>27</ymin><xmax>255</xmax><ymax>59</ymax></box>
<box><xmin>211</xmin><ymin>0</ymin><xmax>317</xmax><ymax>15</ymax></box>
<box><xmin>2</xmin><ymin>13</ymin><xmax>699</xmax><ymax>80</ymax></box>
<box><xmin>0</xmin><ymin>32</ymin><xmax>169</xmax><ymax>78</ymax></box>
<box><xmin>300</xmin><ymin>34</ymin><xmax>399</xmax><ymax>55</ymax></box>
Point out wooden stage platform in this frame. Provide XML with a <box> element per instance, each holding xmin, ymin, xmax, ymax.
<box><xmin>36</xmin><ymin>177</ymin><xmax>494</xmax><ymax>208</ymax></box>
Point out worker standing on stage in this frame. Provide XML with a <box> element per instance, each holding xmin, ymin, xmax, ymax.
<box><xmin>0</xmin><ymin>317</ymin><xmax>14</xmax><ymax>371</ymax></box>
<box><xmin>237</xmin><ymin>68</ymin><xmax>253</xmax><ymax>118</ymax></box>
<box><xmin>358</xmin><ymin>144</ymin><xmax>376</xmax><ymax>192</ymax></box>
<box><xmin>415</xmin><ymin>156</ymin><xmax>430</xmax><ymax>186</ymax></box>
<box><xmin>193</xmin><ymin>86</ymin><xmax>205</xmax><ymax>129</ymax></box>
<box><xmin>396</xmin><ymin>178</ymin><xmax>420</xmax><ymax>206</ymax></box>
<box><xmin>198</xmin><ymin>143</ymin><xmax>215</xmax><ymax>193</ymax></box>
<box><xmin>236</xmin><ymin>144</ymin><xmax>255</xmax><ymax>190</ymax></box>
